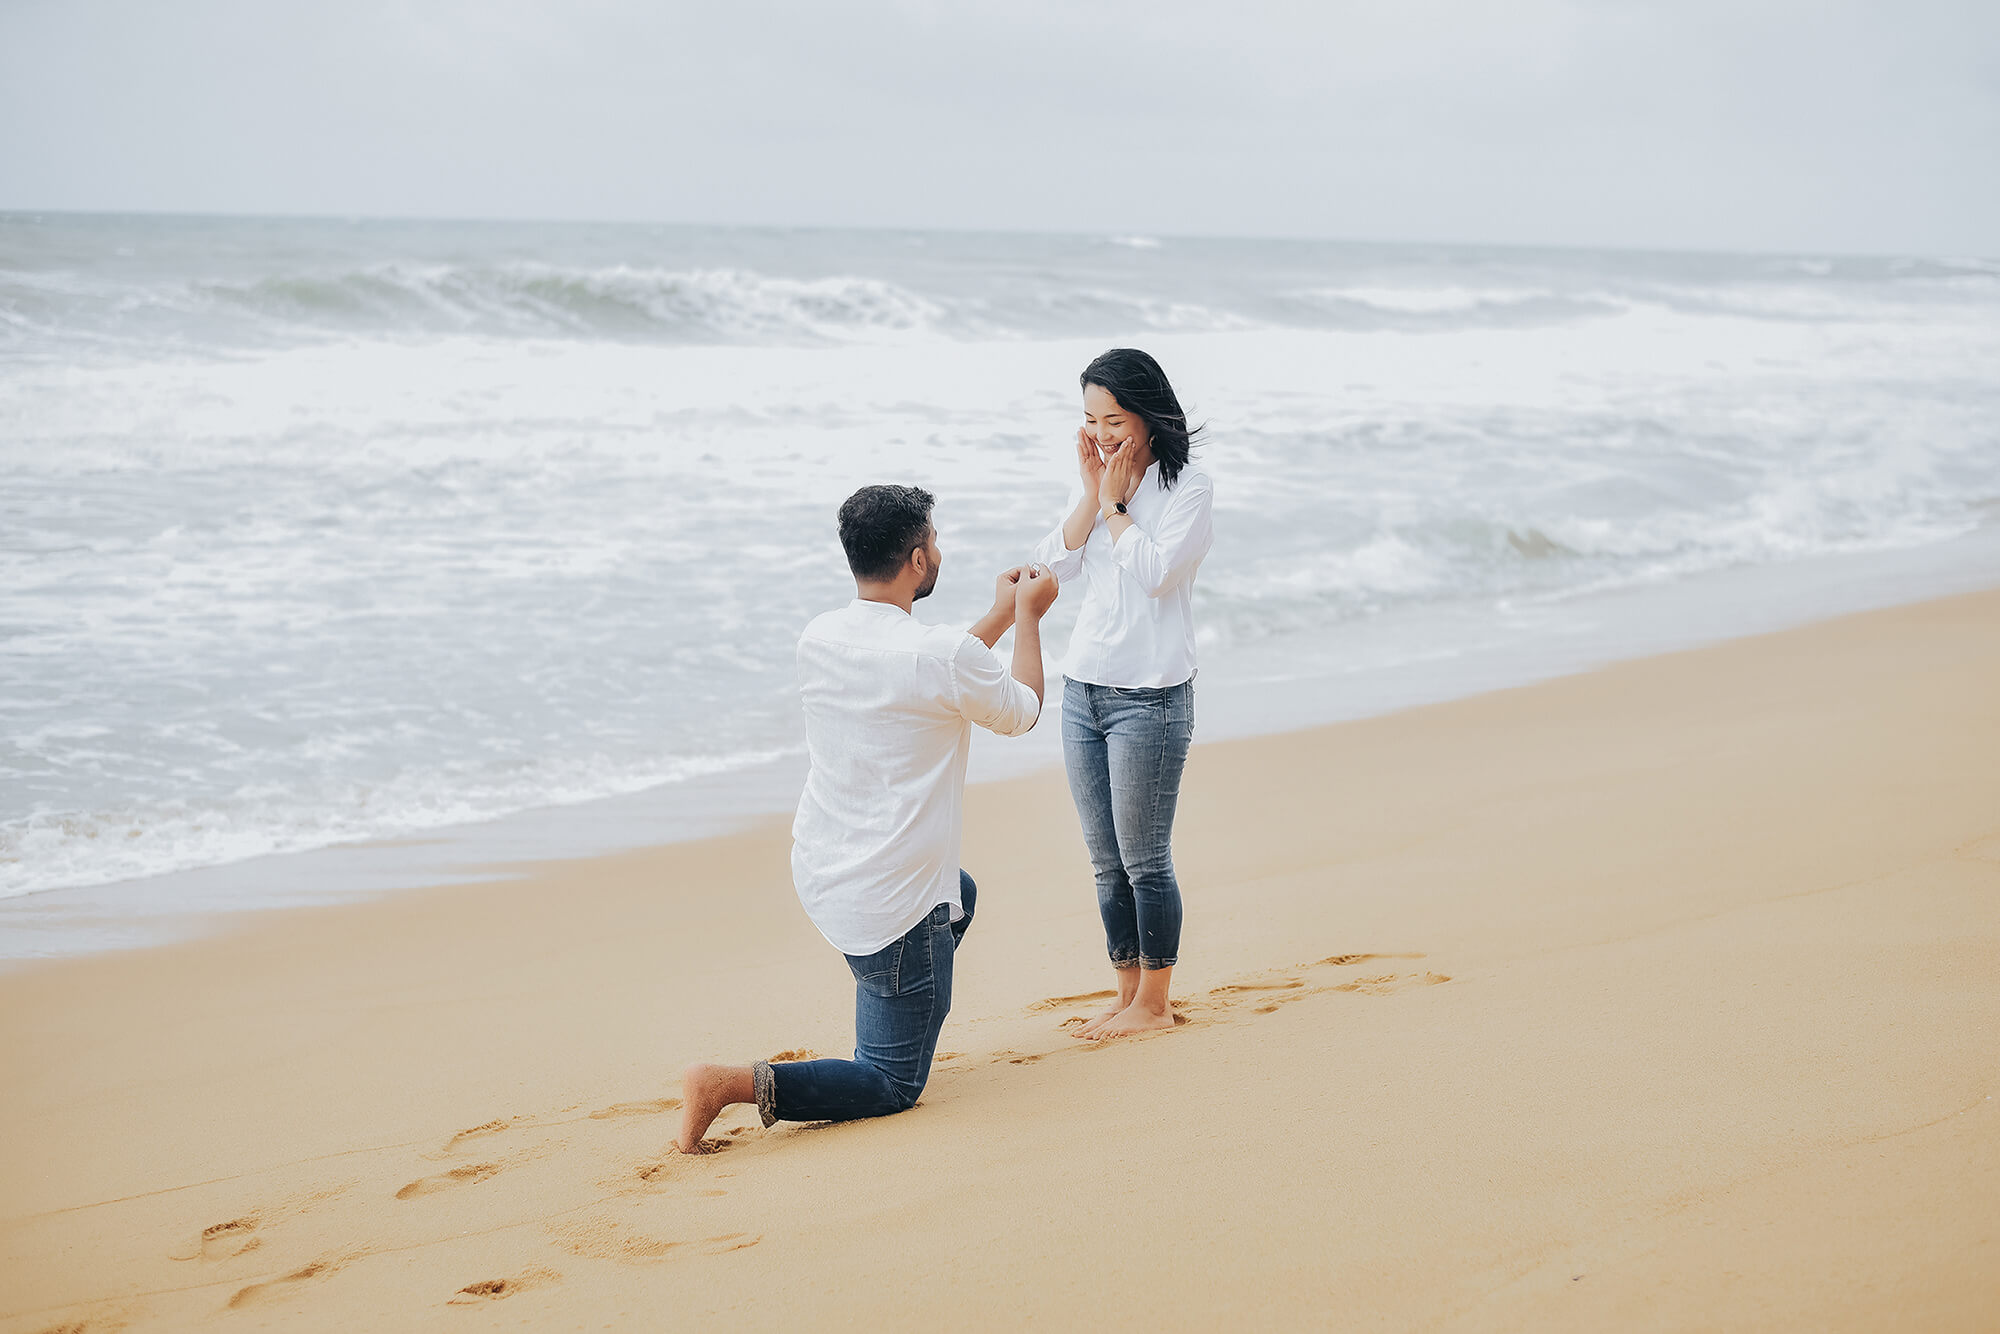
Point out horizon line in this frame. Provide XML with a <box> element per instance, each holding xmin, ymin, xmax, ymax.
<box><xmin>3</xmin><ymin>206</ymin><xmax>1987</xmax><ymax>267</ymax></box>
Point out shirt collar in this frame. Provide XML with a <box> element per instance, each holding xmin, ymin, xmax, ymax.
<box><xmin>850</xmin><ymin>597</ymin><xmax>911</xmax><ymax>617</ymax></box>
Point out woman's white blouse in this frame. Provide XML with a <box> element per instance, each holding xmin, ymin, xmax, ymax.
<box><xmin>1032</xmin><ymin>461</ymin><xmax>1214</xmax><ymax>689</ymax></box>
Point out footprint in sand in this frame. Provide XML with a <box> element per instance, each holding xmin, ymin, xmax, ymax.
<box><xmin>766</xmin><ymin>1048</ymin><xmax>820</xmax><ymax>1062</ymax></box>
<box><xmin>1327</xmin><ymin>971</ymin><xmax>1451</xmax><ymax>995</ymax></box>
<box><xmin>553</xmin><ymin>1217</ymin><xmax>762</xmax><ymax>1264</ymax></box>
<box><xmin>35</xmin><ymin>1314</ymin><xmax>135</xmax><ymax>1334</ymax></box>
<box><xmin>1189</xmin><ymin>957</ymin><xmax>1449</xmax><ymax>1016</ymax></box>
<box><xmin>228</xmin><ymin>1257</ymin><xmax>345</xmax><ymax>1309</ymax></box>
<box><xmin>1027</xmin><ymin>990</ymin><xmax>1118</xmax><ymax>1012</ymax></box>
<box><xmin>195</xmin><ymin>1217</ymin><xmax>261</xmax><ymax>1261</ymax></box>
<box><xmin>588</xmin><ymin>1098</ymin><xmax>681</xmax><ymax>1120</ymax></box>
<box><xmin>1226</xmin><ymin>987</ymin><xmax>1310</xmax><ymax>1014</ymax></box>
<box><xmin>1024</xmin><ymin>953</ymin><xmax>1448</xmax><ymax>1041</ymax></box>
<box><xmin>446</xmin><ymin>1268</ymin><xmax>561</xmax><ymax>1304</ymax></box>
<box><xmin>395</xmin><ymin>1163</ymin><xmax>500</xmax><ymax>1200</ymax></box>
<box><xmin>443</xmin><ymin>1118</ymin><xmax>517</xmax><ymax>1152</ymax></box>
<box><xmin>679</xmin><ymin>1137</ymin><xmax>734</xmax><ymax>1156</ymax></box>
<box><xmin>1207</xmin><ymin>980</ymin><xmax>1304</xmax><ymax>995</ymax></box>
<box><xmin>1955</xmin><ymin>830</ymin><xmax>2000</xmax><ymax>864</ymax></box>
<box><xmin>553</xmin><ymin>1218</ymin><xmax>681</xmax><ymax>1263</ymax></box>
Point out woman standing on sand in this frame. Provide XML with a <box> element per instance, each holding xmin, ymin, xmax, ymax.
<box><xmin>1032</xmin><ymin>348</ymin><xmax>1215</xmax><ymax>1039</ymax></box>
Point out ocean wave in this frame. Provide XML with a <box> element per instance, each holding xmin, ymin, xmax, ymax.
<box><xmin>994</xmin><ymin>286</ymin><xmax>1259</xmax><ymax>335</ymax></box>
<box><xmin>0</xmin><ymin>263</ymin><xmax>952</xmax><ymax>351</ymax></box>
<box><xmin>11</xmin><ymin>254</ymin><xmax>1983</xmax><ymax>360</ymax></box>
<box><xmin>1285</xmin><ymin>285</ymin><xmax>1618</xmax><ymax>328</ymax></box>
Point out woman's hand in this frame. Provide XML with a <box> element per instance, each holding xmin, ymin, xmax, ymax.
<box><xmin>1098</xmin><ymin>435</ymin><xmax>1144</xmax><ymax>515</ymax></box>
<box><xmin>1076</xmin><ymin>427</ymin><xmax>1106</xmax><ymax>493</ymax></box>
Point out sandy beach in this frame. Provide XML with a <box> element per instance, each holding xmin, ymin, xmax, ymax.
<box><xmin>2</xmin><ymin>588</ymin><xmax>1996</xmax><ymax>1332</ymax></box>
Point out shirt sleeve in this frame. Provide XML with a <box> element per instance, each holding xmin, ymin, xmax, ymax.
<box><xmin>1110</xmin><ymin>472</ymin><xmax>1214</xmax><ymax>597</ymax></box>
<box><xmin>950</xmin><ymin>634</ymin><xmax>1042</xmax><ymax>737</ymax></box>
<box><xmin>1031</xmin><ymin>483</ymin><xmax>1089</xmax><ymax>586</ymax></box>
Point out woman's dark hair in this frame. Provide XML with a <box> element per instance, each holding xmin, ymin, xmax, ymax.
<box><xmin>838</xmin><ymin>483</ymin><xmax>935</xmax><ymax>581</ymax></box>
<box><xmin>1080</xmin><ymin>348</ymin><xmax>1202</xmax><ymax>488</ymax></box>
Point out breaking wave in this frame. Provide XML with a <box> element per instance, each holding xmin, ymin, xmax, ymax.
<box><xmin>0</xmin><ymin>262</ymin><xmax>953</xmax><ymax>352</ymax></box>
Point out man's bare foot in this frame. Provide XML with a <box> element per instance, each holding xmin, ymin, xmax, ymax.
<box><xmin>676</xmin><ymin>1062</ymin><xmax>755</xmax><ymax>1153</ymax></box>
<box><xmin>1084</xmin><ymin>1001</ymin><xmax>1177</xmax><ymax>1040</ymax></box>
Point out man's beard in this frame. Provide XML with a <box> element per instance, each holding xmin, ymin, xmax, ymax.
<box><xmin>913</xmin><ymin>565</ymin><xmax>939</xmax><ymax>601</ymax></box>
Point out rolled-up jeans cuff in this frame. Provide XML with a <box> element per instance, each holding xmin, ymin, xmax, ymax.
<box><xmin>1140</xmin><ymin>955</ymin><xmax>1177</xmax><ymax>970</ymax></box>
<box><xmin>751</xmin><ymin>1060</ymin><xmax>779</xmax><ymax>1128</ymax></box>
<box><xmin>1109</xmin><ymin>956</ymin><xmax>1141</xmax><ymax>970</ymax></box>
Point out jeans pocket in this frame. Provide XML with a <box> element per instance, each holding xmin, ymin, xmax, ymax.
<box><xmin>848</xmin><ymin>938</ymin><xmax>904</xmax><ymax>997</ymax></box>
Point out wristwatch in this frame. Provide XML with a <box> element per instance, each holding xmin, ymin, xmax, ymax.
<box><xmin>1112</xmin><ymin>501</ymin><xmax>1128</xmax><ymax>516</ymax></box>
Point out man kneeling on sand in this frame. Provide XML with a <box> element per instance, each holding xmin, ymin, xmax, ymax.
<box><xmin>678</xmin><ymin>484</ymin><xmax>1058</xmax><ymax>1151</ymax></box>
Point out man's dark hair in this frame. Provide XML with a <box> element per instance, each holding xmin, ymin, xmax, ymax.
<box><xmin>838</xmin><ymin>484</ymin><xmax>936</xmax><ymax>582</ymax></box>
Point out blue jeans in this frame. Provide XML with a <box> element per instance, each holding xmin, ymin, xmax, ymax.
<box><xmin>1061</xmin><ymin>677</ymin><xmax>1194</xmax><ymax>971</ymax></box>
<box><xmin>754</xmin><ymin>871</ymin><xmax>975</xmax><ymax>1125</ymax></box>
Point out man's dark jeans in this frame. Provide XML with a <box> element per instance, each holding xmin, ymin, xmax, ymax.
<box><xmin>753</xmin><ymin>871</ymin><xmax>975</xmax><ymax>1125</ymax></box>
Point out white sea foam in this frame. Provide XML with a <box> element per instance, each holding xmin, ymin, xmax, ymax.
<box><xmin>1302</xmin><ymin>285</ymin><xmax>1554</xmax><ymax>314</ymax></box>
<box><xmin>0</xmin><ymin>748</ymin><xmax>797</xmax><ymax>898</ymax></box>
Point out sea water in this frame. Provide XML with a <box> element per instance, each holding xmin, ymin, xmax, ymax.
<box><xmin>3</xmin><ymin>215</ymin><xmax>1998</xmax><ymax>952</ymax></box>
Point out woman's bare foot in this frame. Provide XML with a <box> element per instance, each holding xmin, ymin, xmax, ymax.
<box><xmin>676</xmin><ymin>1062</ymin><xmax>754</xmax><ymax>1153</ymax></box>
<box><xmin>1085</xmin><ymin>1000</ymin><xmax>1177</xmax><ymax>1040</ymax></box>
<box><xmin>1084</xmin><ymin>965</ymin><xmax>1176</xmax><ymax>1040</ymax></box>
<box><xmin>1072</xmin><ymin>970</ymin><xmax>1143</xmax><ymax>1038</ymax></box>
<box><xmin>1072</xmin><ymin>1002</ymin><xmax>1124</xmax><ymax>1038</ymax></box>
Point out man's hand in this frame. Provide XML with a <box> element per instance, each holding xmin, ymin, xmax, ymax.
<box><xmin>1098</xmin><ymin>435</ymin><xmax>1144</xmax><ymax>516</ymax></box>
<box><xmin>992</xmin><ymin>565</ymin><xmax>1025</xmax><ymax>616</ymax></box>
<box><xmin>1009</xmin><ymin>564</ymin><xmax>1056</xmax><ymax>711</ymax></box>
<box><xmin>969</xmin><ymin>565</ymin><xmax>1025</xmax><ymax>649</ymax></box>
<box><xmin>1016</xmin><ymin>563</ymin><xmax>1059</xmax><ymax>619</ymax></box>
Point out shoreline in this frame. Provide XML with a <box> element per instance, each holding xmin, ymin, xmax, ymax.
<box><xmin>1</xmin><ymin>588</ymin><xmax>1995</xmax><ymax>1329</ymax></box>
<box><xmin>5</xmin><ymin>525</ymin><xmax>1999</xmax><ymax>969</ymax></box>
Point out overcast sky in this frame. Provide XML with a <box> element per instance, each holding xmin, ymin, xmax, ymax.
<box><xmin>2</xmin><ymin>0</ymin><xmax>1995</xmax><ymax>255</ymax></box>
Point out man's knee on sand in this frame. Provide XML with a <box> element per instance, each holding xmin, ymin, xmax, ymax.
<box><xmin>758</xmin><ymin>1057</ymin><xmax>928</xmax><ymax>1124</ymax></box>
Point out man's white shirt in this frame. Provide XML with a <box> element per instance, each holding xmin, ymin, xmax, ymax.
<box><xmin>791</xmin><ymin>599</ymin><xmax>1041</xmax><ymax>957</ymax></box>
<box><xmin>1032</xmin><ymin>462</ymin><xmax>1214</xmax><ymax>688</ymax></box>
